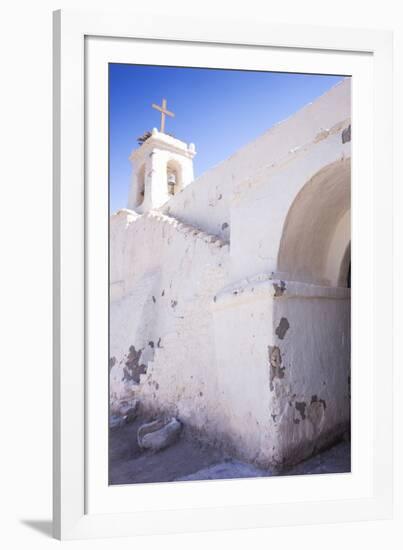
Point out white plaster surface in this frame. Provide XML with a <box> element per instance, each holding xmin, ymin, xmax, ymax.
<box><xmin>110</xmin><ymin>79</ymin><xmax>351</xmax><ymax>468</ymax></box>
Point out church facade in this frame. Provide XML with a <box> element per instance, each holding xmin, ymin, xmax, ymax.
<box><xmin>109</xmin><ymin>78</ymin><xmax>351</xmax><ymax>469</ymax></box>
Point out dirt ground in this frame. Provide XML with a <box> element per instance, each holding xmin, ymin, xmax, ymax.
<box><xmin>109</xmin><ymin>415</ymin><xmax>351</xmax><ymax>485</ymax></box>
<box><xmin>109</xmin><ymin>415</ymin><xmax>224</xmax><ymax>485</ymax></box>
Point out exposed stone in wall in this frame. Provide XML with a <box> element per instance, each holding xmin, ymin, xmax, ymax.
<box><xmin>295</xmin><ymin>401</ymin><xmax>307</xmax><ymax>420</ymax></box>
<box><xmin>122</xmin><ymin>345</ymin><xmax>147</xmax><ymax>384</ymax></box>
<box><xmin>307</xmin><ymin>396</ymin><xmax>326</xmax><ymax>433</ymax></box>
<box><xmin>268</xmin><ymin>346</ymin><xmax>285</xmax><ymax>391</ymax></box>
<box><xmin>311</xmin><ymin>394</ymin><xmax>327</xmax><ymax>409</ymax></box>
<box><xmin>273</xmin><ymin>281</ymin><xmax>286</xmax><ymax>297</ymax></box>
<box><xmin>275</xmin><ymin>317</ymin><xmax>290</xmax><ymax>339</ymax></box>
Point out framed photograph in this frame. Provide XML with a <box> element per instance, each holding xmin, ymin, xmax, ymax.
<box><xmin>53</xmin><ymin>10</ymin><xmax>393</xmax><ymax>540</ymax></box>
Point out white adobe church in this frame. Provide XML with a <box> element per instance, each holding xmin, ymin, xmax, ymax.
<box><xmin>110</xmin><ymin>79</ymin><xmax>351</xmax><ymax>470</ymax></box>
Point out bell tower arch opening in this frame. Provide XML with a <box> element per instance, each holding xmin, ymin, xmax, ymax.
<box><xmin>167</xmin><ymin>159</ymin><xmax>183</xmax><ymax>196</ymax></box>
<box><xmin>135</xmin><ymin>163</ymin><xmax>146</xmax><ymax>207</ymax></box>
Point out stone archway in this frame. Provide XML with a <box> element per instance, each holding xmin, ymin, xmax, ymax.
<box><xmin>277</xmin><ymin>158</ymin><xmax>350</xmax><ymax>286</ymax></box>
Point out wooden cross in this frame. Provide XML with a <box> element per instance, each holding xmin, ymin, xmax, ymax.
<box><xmin>152</xmin><ymin>98</ymin><xmax>175</xmax><ymax>133</ymax></box>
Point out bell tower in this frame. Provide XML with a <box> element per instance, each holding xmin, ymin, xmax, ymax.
<box><xmin>127</xmin><ymin>128</ymin><xmax>196</xmax><ymax>213</ymax></box>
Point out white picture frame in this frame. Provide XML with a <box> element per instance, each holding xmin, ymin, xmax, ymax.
<box><xmin>53</xmin><ymin>9</ymin><xmax>393</xmax><ymax>540</ymax></box>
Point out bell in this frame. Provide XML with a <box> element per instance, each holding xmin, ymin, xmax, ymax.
<box><xmin>167</xmin><ymin>171</ymin><xmax>176</xmax><ymax>195</ymax></box>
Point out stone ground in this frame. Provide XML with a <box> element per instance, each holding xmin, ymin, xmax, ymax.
<box><xmin>109</xmin><ymin>415</ymin><xmax>351</xmax><ymax>485</ymax></box>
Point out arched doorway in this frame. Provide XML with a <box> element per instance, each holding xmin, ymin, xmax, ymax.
<box><xmin>277</xmin><ymin>158</ymin><xmax>351</xmax><ymax>287</ymax></box>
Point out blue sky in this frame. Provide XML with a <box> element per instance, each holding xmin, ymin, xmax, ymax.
<box><xmin>109</xmin><ymin>64</ymin><xmax>345</xmax><ymax>213</ymax></box>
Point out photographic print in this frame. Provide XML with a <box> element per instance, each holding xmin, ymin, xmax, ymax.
<box><xmin>108</xmin><ymin>64</ymin><xmax>351</xmax><ymax>485</ymax></box>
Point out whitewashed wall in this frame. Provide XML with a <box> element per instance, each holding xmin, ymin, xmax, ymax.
<box><xmin>271</xmin><ymin>284</ymin><xmax>350</xmax><ymax>465</ymax></box>
<box><xmin>163</xmin><ymin>79</ymin><xmax>350</xmax><ymax>247</ymax></box>
<box><xmin>110</xmin><ymin>79</ymin><xmax>351</xmax><ymax>468</ymax></box>
<box><xmin>109</xmin><ymin>210</ymin><xmax>231</xmax><ymax>430</ymax></box>
<box><xmin>212</xmin><ymin>276</ymin><xmax>350</xmax><ymax>467</ymax></box>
